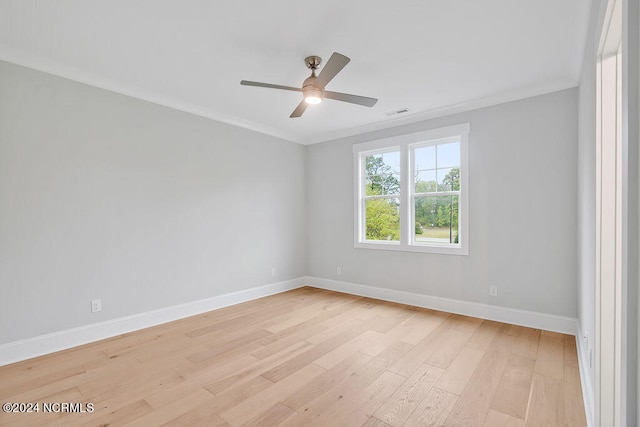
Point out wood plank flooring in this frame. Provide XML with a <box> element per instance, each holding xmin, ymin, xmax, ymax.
<box><xmin>0</xmin><ymin>287</ymin><xmax>587</xmax><ymax>426</ymax></box>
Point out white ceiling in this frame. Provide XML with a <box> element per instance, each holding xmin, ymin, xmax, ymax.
<box><xmin>0</xmin><ymin>0</ymin><xmax>591</xmax><ymax>145</ymax></box>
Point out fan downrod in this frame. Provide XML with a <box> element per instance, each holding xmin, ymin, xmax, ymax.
<box><xmin>304</xmin><ymin>56</ymin><xmax>322</xmax><ymax>70</ymax></box>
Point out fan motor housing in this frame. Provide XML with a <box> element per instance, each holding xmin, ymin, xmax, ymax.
<box><xmin>302</xmin><ymin>75</ymin><xmax>324</xmax><ymax>102</ymax></box>
<box><xmin>303</xmin><ymin>75</ymin><xmax>321</xmax><ymax>89</ymax></box>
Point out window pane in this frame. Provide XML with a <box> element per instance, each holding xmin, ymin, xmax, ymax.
<box><xmin>414</xmin><ymin>146</ymin><xmax>436</xmax><ymax>170</ymax></box>
<box><xmin>383</xmin><ymin>151</ymin><xmax>401</xmax><ymax>176</ymax></box>
<box><xmin>436</xmin><ymin>167</ymin><xmax>460</xmax><ymax>191</ymax></box>
<box><xmin>365</xmin><ymin>151</ymin><xmax>400</xmax><ymax>196</ymax></box>
<box><xmin>414</xmin><ymin>195</ymin><xmax>459</xmax><ymax>244</ymax></box>
<box><xmin>437</xmin><ymin>141</ymin><xmax>460</xmax><ymax>168</ymax></box>
<box><xmin>415</xmin><ymin>170</ymin><xmax>437</xmax><ymax>193</ymax></box>
<box><xmin>365</xmin><ymin>198</ymin><xmax>400</xmax><ymax>241</ymax></box>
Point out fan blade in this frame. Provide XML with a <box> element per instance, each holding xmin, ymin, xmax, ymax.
<box><xmin>290</xmin><ymin>100</ymin><xmax>308</xmax><ymax>118</ymax></box>
<box><xmin>240</xmin><ymin>80</ymin><xmax>302</xmax><ymax>92</ymax></box>
<box><xmin>316</xmin><ymin>52</ymin><xmax>350</xmax><ymax>88</ymax></box>
<box><xmin>324</xmin><ymin>91</ymin><xmax>378</xmax><ymax>107</ymax></box>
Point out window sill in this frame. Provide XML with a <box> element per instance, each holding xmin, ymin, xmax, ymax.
<box><xmin>354</xmin><ymin>241</ymin><xmax>468</xmax><ymax>255</ymax></box>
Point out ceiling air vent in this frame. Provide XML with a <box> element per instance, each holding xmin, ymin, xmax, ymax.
<box><xmin>385</xmin><ymin>107</ymin><xmax>410</xmax><ymax>116</ymax></box>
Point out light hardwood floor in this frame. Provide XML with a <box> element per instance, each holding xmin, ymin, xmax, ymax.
<box><xmin>0</xmin><ymin>287</ymin><xmax>586</xmax><ymax>426</ymax></box>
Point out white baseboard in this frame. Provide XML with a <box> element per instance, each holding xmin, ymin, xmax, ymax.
<box><xmin>305</xmin><ymin>276</ymin><xmax>578</xmax><ymax>335</ymax></box>
<box><xmin>575</xmin><ymin>322</ymin><xmax>595</xmax><ymax>427</ymax></box>
<box><xmin>1</xmin><ymin>276</ymin><xmax>581</xmax><ymax>369</ymax></box>
<box><xmin>0</xmin><ymin>277</ymin><xmax>306</xmax><ymax>367</ymax></box>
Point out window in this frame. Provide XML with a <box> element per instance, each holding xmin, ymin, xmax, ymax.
<box><xmin>353</xmin><ymin>124</ymin><xmax>469</xmax><ymax>255</ymax></box>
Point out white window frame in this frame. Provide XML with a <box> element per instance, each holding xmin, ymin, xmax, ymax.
<box><xmin>353</xmin><ymin>123</ymin><xmax>469</xmax><ymax>255</ymax></box>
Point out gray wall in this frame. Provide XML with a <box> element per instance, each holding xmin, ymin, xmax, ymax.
<box><xmin>0</xmin><ymin>61</ymin><xmax>307</xmax><ymax>344</ymax></box>
<box><xmin>307</xmin><ymin>89</ymin><xmax>578</xmax><ymax>317</ymax></box>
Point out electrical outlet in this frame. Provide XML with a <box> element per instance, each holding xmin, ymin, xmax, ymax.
<box><xmin>336</xmin><ymin>267</ymin><xmax>342</xmax><ymax>275</ymax></box>
<box><xmin>489</xmin><ymin>286</ymin><xmax>498</xmax><ymax>297</ymax></box>
<box><xmin>271</xmin><ymin>267</ymin><xmax>276</xmax><ymax>277</ymax></box>
<box><xmin>91</xmin><ymin>299</ymin><xmax>102</xmax><ymax>313</ymax></box>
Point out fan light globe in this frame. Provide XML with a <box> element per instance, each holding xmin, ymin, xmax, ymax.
<box><xmin>305</xmin><ymin>95</ymin><xmax>322</xmax><ymax>104</ymax></box>
<box><xmin>303</xmin><ymin>87</ymin><xmax>323</xmax><ymax>104</ymax></box>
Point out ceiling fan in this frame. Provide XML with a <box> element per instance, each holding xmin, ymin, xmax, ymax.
<box><xmin>240</xmin><ymin>52</ymin><xmax>378</xmax><ymax>118</ymax></box>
